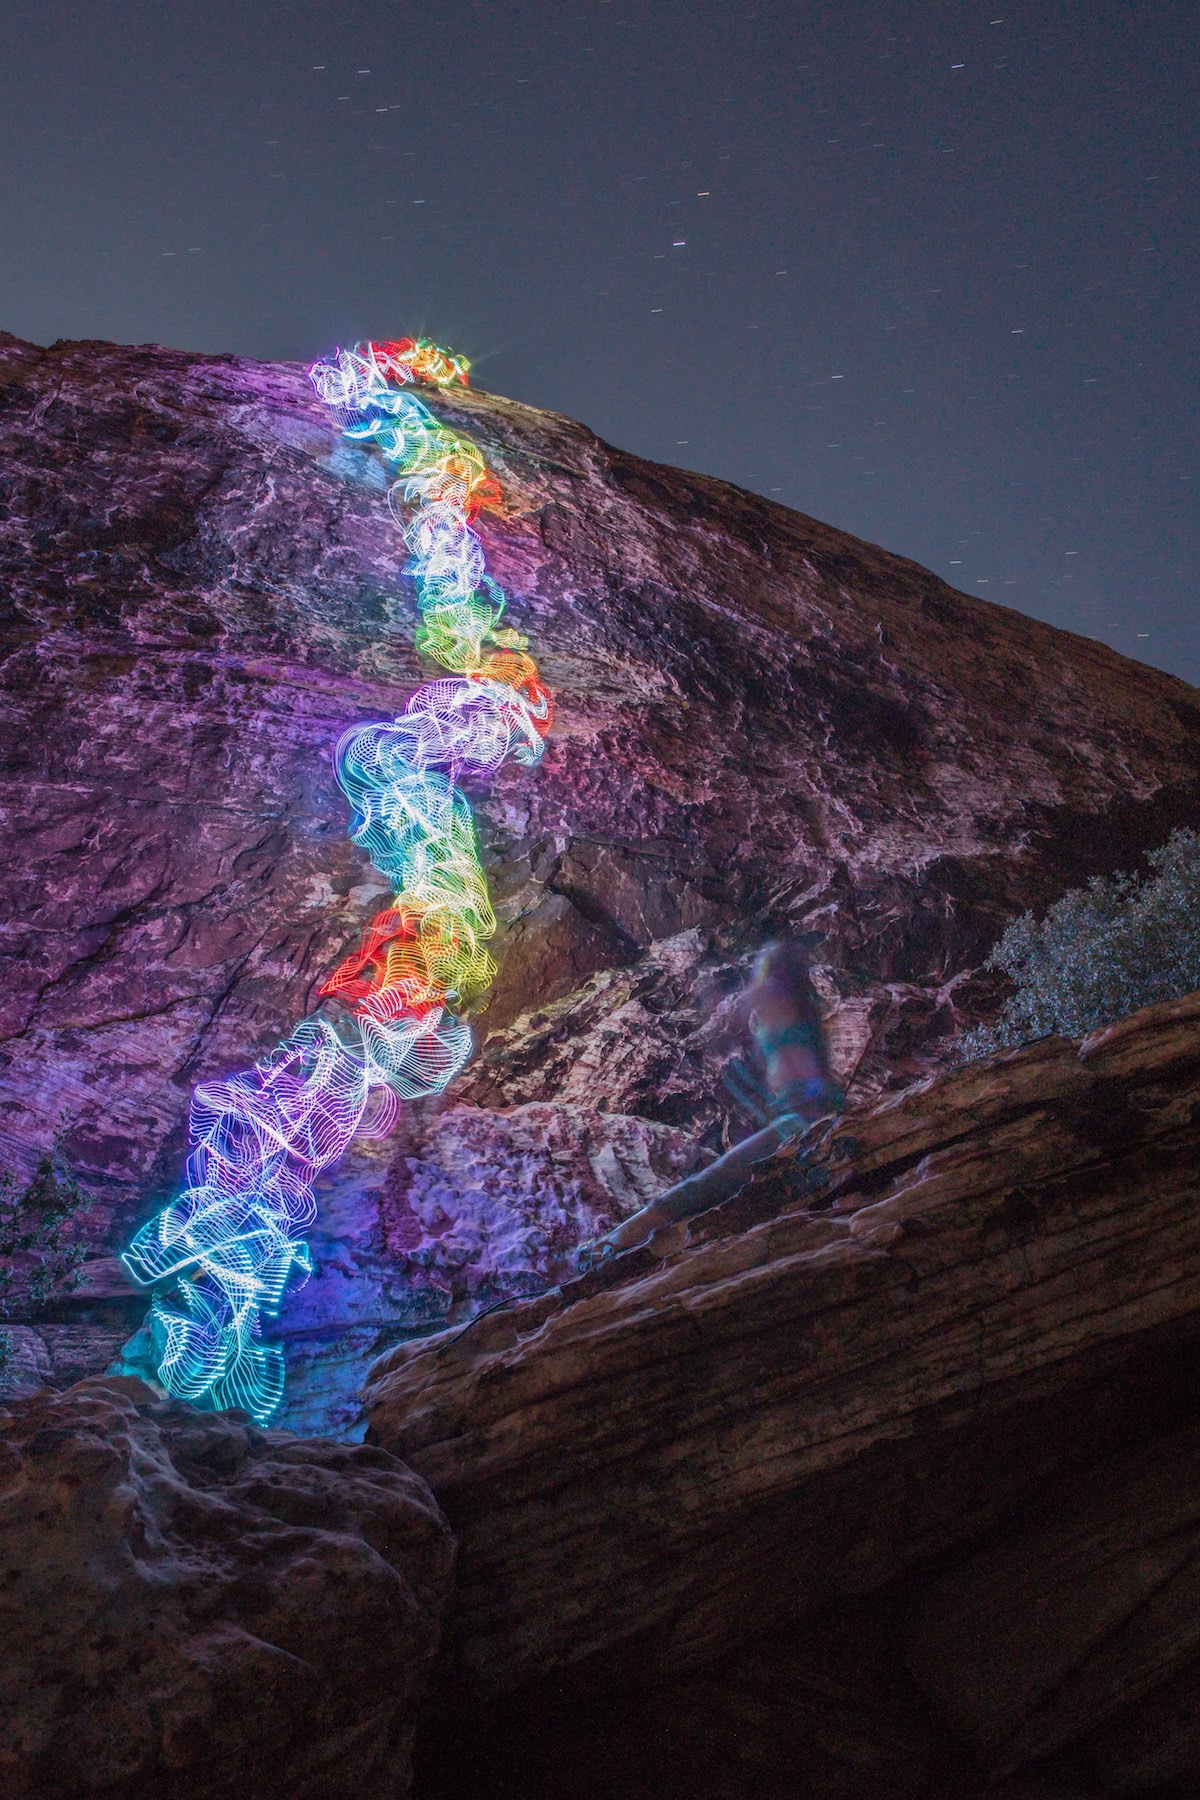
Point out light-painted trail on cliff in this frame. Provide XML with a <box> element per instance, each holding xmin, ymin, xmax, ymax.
<box><xmin>123</xmin><ymin>338</ymin><xmax>550</xmax><ymax>1421</ymax></box>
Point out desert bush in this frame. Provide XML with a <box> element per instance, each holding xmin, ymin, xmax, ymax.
<box><xmin>959</xmin><ymin>826</ymin><xmax>1200</xmax><ymax>1059</ymax></box>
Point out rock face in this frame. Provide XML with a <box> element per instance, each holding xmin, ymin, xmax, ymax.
<box><xmin>3</xmin><ymin>326</ymin><xmax>1200</xmax><ymax>1797</ymax></box>
<box><xmin>365</xmin><ymin>992</ymin><xmax>1200</xmax><ymax>1798</ymax></box>
<box><xmin>2</xmin><ymin>328</ymin><xmax>1200</xmax><ymax>1427</ymax></box>
<box><xmin>0</xmin><ymin>1376</ymin><xmax>453</xmax><ymax>1798</ymax></box>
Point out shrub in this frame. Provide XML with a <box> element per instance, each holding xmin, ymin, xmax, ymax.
<box><xmin>0</xmin><ymin>1140</ymin><xmax>89</xmax><ymax>1321</ymax></box>
<box><xmin>959</xmin><ymin>826</ymin><xmax>1200</xmax><ymax>1059</ymax></box>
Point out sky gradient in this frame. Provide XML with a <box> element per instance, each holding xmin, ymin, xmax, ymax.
<box><xmin>4</xmin><ymin>0</ymin><xmax>1196</xmax><ymax>682</ymax></box>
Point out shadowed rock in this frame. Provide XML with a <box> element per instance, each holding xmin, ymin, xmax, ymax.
<box><xmin>366</xmin><ymin>993</ymin><xmax>1200</xmax><ymax>1797</ymax></box>
<box><xmin>0</xmin><ymin>1377</ymin><xmax>453</xmax><ymax>1798</ymax></box>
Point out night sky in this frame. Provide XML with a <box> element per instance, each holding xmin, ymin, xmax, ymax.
<box><xmin>4</xmin><ymin>1</ymin><xmax>1196</xmax><ymax>683</ymax></box>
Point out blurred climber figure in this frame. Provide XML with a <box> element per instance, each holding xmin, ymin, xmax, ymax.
<box><xmin>721</xmin><ymin>935</ymin><xmax>844</xmax><ymax>1129</ymax></box>
<box><xmin>591</xmin><ymin>936</ymin><xmax>843</xmax><ymax>1256</ymax></box>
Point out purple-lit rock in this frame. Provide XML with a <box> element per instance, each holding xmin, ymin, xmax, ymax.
<box><xmin>225</xmin><ymin>1098</ymin><xmax>697</xmax><ymax>1437</ymax></box>
<box><xmin>2</xmin><ymin>329</ymin><xmax>1199</xmax><ymax>1431</ymax></box>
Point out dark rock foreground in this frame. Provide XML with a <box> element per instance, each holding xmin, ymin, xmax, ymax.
<box><xmin>1</xmin><ymin>330</ymin><xmax>1200</xmax><ymax>1796</ymax></box>
<box><xmin>376</xmin><ymin>991</ymin><xmax>1200</xmax><ymax>1799</ymax></box>
<box><xmin>0</xmin><ymin>1377</ymin><xmax>452</xmax><ymax>1797</ymax></box>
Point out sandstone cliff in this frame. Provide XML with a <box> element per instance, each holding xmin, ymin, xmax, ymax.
<box><xmin>2</xmin><ymin>331</ymin><xmax>1200</xmax><ymax>1798</ymax></box>
<box><xmin>1</xmin><ymin>330</ymin><xmax>1198</xmax><ymax>1429</ymax></box>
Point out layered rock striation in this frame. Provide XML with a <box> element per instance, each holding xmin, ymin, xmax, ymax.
<box><xmin>369</xmin><ymin>991</ymin><xmax>1200</xmax><ymax>1799</ymax></box>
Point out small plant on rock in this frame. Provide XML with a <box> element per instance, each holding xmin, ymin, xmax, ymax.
<box><xmin>959</xmin><ymin>826</ymin><xmax>1200</xmax><ymax>1059</ymax></box>
<box><xmin>0</xmin><ymin>1139</ymin><xmax>89</xmax><ymax>1322</ymax></box>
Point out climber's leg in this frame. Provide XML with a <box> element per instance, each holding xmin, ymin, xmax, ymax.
<box><xmin>596</xmin><ymin>1113</ymin><xmax>806</xmax><ymax>1252</ymax></box>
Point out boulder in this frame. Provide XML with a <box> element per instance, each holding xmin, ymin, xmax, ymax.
<box><xmin>0</xmin><ymin>1377</ymin><xmax>453</xmax><ymax>1797</ymax></box>
<box><xmin>365</xmin><ymin>991</ymin><xmax>1200</xmax><ymax>1776</ymax></box>
<box><xmin>2</xmin><ymin>329</ymin><xmax>1199</xmax><ymax>1429</ymax></box>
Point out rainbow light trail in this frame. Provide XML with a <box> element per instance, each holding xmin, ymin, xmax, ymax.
<box><xmin>123</xmin><ymin>337</ymin><xmax>550</xmax><ymax>1422</ymax></box>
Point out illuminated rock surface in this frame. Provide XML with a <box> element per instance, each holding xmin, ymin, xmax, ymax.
<box><xmin>368</xmin><ymin>993</ymin><xmax>1200</xmax><ymax>1798</ymax></box>
<box><xmin>2</xmin><ymin>328</ymin><xmax>1199</xmax><ymax>1434</ymax></box>
<box><xmin>0</xmin><ymin>1376</ymin><xmax>452</xmax><ymax>1798</ymax></box>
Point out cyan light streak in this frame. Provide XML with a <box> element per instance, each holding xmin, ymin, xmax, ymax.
<box><xmin>123</xmin><ymin>337</ymin><xmax>550</xmax><ymax>1422</ymax></box>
